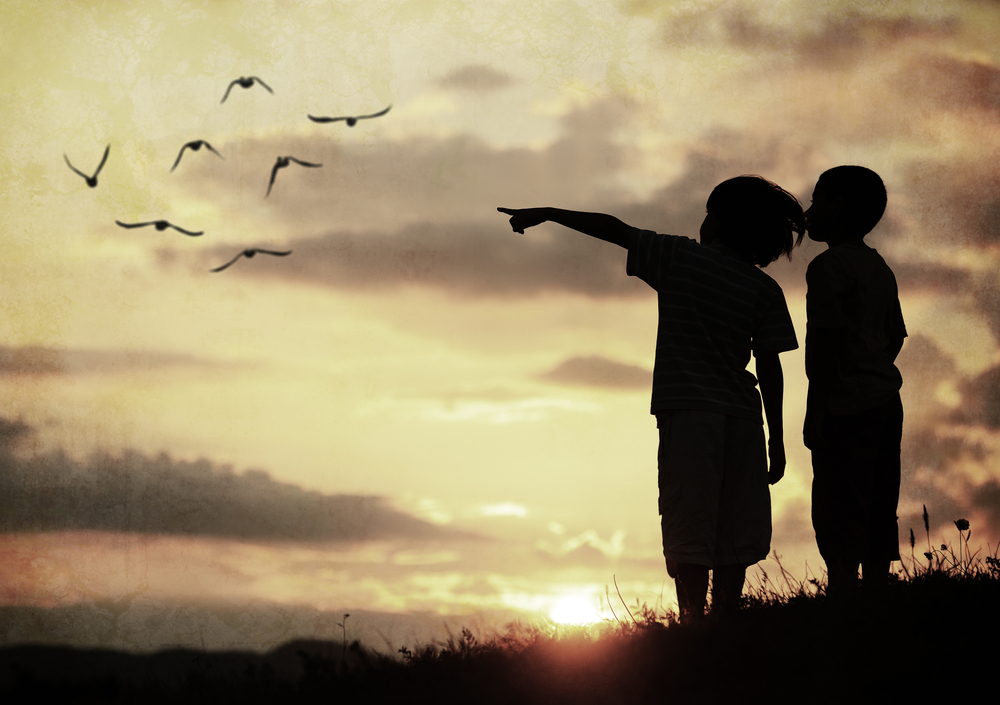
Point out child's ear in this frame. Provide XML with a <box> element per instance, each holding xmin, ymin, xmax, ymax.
<box><xmin>828</xmin><ymin>194</ymin><xmax>850</xmax><ymax>227</ymax></box>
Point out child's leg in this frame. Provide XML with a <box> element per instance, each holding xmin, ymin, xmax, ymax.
<box><xmin>861</xmin><ymin>560</ymin><xmax>890</xmax><ymax>594</ymax></box>
<box><xmin>713</xmin><ymin>414</ymin><xmax>770</xmax><ymax>575</ymax></box>
<box><xmin>675</xmin><ymin>563</ymin><xmax>709</xmax><ymax>623</ymax></box>
<box><xmin>866</xmin><ymin>394</ymin><xmax>903</xmax><ymax>585</ymax></box>
<box><xmin>707</xmin><ymin>415</ymin><xmax>767</xmax><ymax>617</ymax></box>
<box><xmin>657</xmin><ymin>413</ymin><xmax>723</xmax><ymax>564</ymax></box>
<box><xmin>657</xmin><ymin>410</ymin><xmax>724</xmax><ymax>617</ymax></box>
<box><xmin>811</xmin><ymin>409</ymin><xmax>874</xmax><ymax>598</ymax></box>
<box><xmin>814</xmin><ymin>395</ymin><xmax>903</xmax><ymax>597</ymax></box>
<box><xmin>826</xmin><ymin>557</ymin><xmax>860</xmax><ymax>598</ymax></box>
<box><xmin>711</xmin><ymin>564</ymin><xmax>746</xmax><ymax>616</ymax></box>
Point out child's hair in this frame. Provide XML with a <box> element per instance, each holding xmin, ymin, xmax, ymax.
<box><xmin>706</xmin><ymin>175</ymin><xmax>805</xmax><ymax>267</ymax></box>
<box><xmin>816</xmin><ymin>165</ymin><xmax>886</xmax><ymax>237</ymax></box>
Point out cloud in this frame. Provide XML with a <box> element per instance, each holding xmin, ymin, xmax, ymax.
<box><xmin>969</xmin><ymin>479</ymin><xmax>1000</xmax><ymax>533</ymax></box>
<box><xmin>0</xmin><ymin>417</ymin><xmax>32</xmax><ymax>445</ymax></box>
<box><xmin>876</xmin><ymin>323</ymin><xmax>1000</xmax><ymax>543</ymax></box>
<box><xmin>891</xmin><ymin>334</ymin><xmax>1000</xmax><ymax>539</ymax></box>
<box><xmin>217</xmin><ymin>220</ymin><xmax>647</xmax><ymax>298</ymax></box>
<box><xmin>789</xmin><ymin>10</ymin><xmax>959</xmax><ymax>67</ymax></box>
<box><xmin>539</xmin><ymin>355</ymin><xmax>650</xmax><ymax>389</ymax></box>
<box><xmin>191</xmin><ymin>120</ymin><xmax>829</xmax><ymax>298</ymax></box>
<box><xmin>896</xmin><ymin>53</ymin><xmax>1000</xmax><ymax>118</ymax></box>
<box><xmin>161</xmin><ymin>35</ymin><xmax>1000</xmax><ymax>336</ymax></box>
<box><xmin>0</xmin><ymin>346</ymin><xmax>218</xmax><ymax>377</ymax></box>
<box><xmin>479</xmin><ymin>503</ymin><xmax>527</xmax><ymax>517</ymax></box>
<box><xmin>902</xmin><ymin>425</ymin><xmax>988</xmax><ymax>476</ymax></box>
<box><xmin>0</xmin><ymin>418</ymin><xmax>464</xmax><ymax>542</ymax></box>
<box><xmin>437</xmin><ymin>65</ymin><xmax>512</xmax><ymax>91</ymax></box>
<box><xmin>166</xmin><ymin>101</ymin><xmax>838</xmax><ymax>299</ymax></box>
<box><xmin>659</xmin><ymin>4</ymin><xmax>958</xmax><ymax>67</ymax></box>
<box><xmin>903</xmin><ymin>157</ymin><xmax>1000</xmax><ymax>247</ymax></box>
<box><xmin>970</xmin><ymin>274</ymin><xmax>1000</xmax><ymax>345</ymax></box>
<box><xmin>606</xmin><ymin>128</ymin><xmax>824</xmax><ymax>292</ymax></box>
<box><xmin>953</xmin><ymin>364</ymin><xmax>1000</xmax><ymax>428</ymax></box>
<box><xmin>895</xmin><ymin>334</ymin><xmax>959</xmax><ymax>421</ymax></box>
<box><xmin>614</xmin><ymin>127</ymin><xmax>816</xmax><ymax>233</ymax></box>
<box><xmin>417</xmin><ymin>397</ymin><xmax>600</xmax><ymax>424</ymax></box>
<box><xmin>895</xmin><ymin>419</ymin><xmax>1000</xmax><ymax>549</ymax></box>
<box><xmin>897</xmin><ymin>391</ymin><xmax>1000</xmax><ymax>543</ymax></box>
<box><xmin>891</xmin><ymin>262</ymin><xmax>972</xmax><ymax>294</ymax></box>
<box><xmin>887</xmin><ymin>54</ymin><xmax>1000</xmax><ymax>253</ymax></box>
<box><xmin>535</xmin><ymin>528</ymin><xmax>626</xmax><ymax>566</ymax></box>
<box><xmin>0</xmin><ymin>346</ymin><xmax>64</xmax><ymax>375</ymax></box>
<box><xmin>178</xmin><ymin>98</ymin><xmax>637</xmax><ymax>236</ymax></box>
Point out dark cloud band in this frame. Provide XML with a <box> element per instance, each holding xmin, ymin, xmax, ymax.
<box><xmin>0</xmin><ymin>418</ymin><xmax>461</xmax><ymax>542</ymax></box>
<box><xmin>208</xmin><ymin>221</ymin><xmax>650</xmax><ymax>298</ymax></box>
<box><xmin>0</xmin><ymin>346</ymin><xmax>216</xmax><ymax>377</ymax></box>
<box><xmin>539</xmin><ymin>355</ymin><xmax>650</xmax><ymax>389</ymax></box>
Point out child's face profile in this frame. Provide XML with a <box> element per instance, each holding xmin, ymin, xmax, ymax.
<box><xmin>804</xmin><ymin>180</ymin><xmax>838</xmax><ymax>244</ymax></box>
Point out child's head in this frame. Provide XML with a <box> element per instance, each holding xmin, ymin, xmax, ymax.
<box><xmin>703</xmin><ymin>175</ymin><xmax>805</xmax><ymax>267</ymax></box>
<box><xmin>806</xmin><ymin>166</ymin><xmax>886</xmax><ymax>244</ymax></box>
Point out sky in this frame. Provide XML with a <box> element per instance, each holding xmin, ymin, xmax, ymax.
<box><xmin>3</xmin><ymin>0</ymin><xmax>1000</xmax><ymax>653</ymax></box>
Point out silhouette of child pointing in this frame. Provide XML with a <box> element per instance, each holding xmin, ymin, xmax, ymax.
<box><xmin>500</xmin><ymin>174</ymin><xmax>804</xmax><ymax>622</ymax></box>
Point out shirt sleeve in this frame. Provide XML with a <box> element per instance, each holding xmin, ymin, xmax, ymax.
<box><xmin>753</xmin><ymin>286</ymin><xmax>799</xmax><ymax>353</ymax></box>
<box><xmin>806</xmin><ymin>253</ymin><xmax>849</xmax><ymax>329</ymax></box>
<box><xmin>626</xmin><ymin>228</ymin><xmax>677</xmax><ymax>291</ymax></box>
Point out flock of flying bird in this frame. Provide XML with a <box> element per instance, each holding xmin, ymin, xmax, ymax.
<box><xmin>64</xmin><ymin>75</ymin><xmax>391</xmax><ymax>272</ymax></box>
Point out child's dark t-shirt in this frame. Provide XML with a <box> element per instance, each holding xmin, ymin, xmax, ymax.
<box><xmin>806</xmin><ymin>242</ymin><xmax>906</xmax><ymax>415</ymax></box>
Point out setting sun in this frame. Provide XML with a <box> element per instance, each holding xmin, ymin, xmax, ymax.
<box><xmin>549</xmin><ymin>595</ymin><xmax>602</xmax><ymax>625</ymax></box>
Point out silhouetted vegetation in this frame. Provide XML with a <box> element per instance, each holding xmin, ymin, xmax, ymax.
<box><xmin>3</xmin><ymin>515</ymin><xmax>997</xmax><ymax>703</ymax></box>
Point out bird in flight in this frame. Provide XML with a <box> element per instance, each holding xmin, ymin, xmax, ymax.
<box><xmin>171</xmin><ymin>140</ymin><xmax>224</xmax><ymax>172</ymax></box>
<box><xmin>64</xmin><ymin>145</ymin><xmax>110</xmax><ymax>188</ymax></box>
<box><xmin>210</xmin><ymin>248</ymin><xmax>292</xmax><ymax>273</ymax></box>
<box><xmin>307</xmin><ymin>105</ymin><xmax>391</xmax><ymax>127</ymax></box>
<box><xmin>220</xmin><ymin>76</ymin><xmax>273</xmax><ymax>103</ymax></box>
<box><xmin>115</xmin><ymin>220</ymin><xmax>204</xmax><ymax>237</ymax></box>
<box><xmin>266</xmin><ymin>156</ymin><xmax>322</xmax><ymax>197</ymax></box>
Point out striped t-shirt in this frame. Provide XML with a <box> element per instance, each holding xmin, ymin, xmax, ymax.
<box><xmin>626</xmin><ymin>228</ymin><xmax>798</xmax><ymax>423</ymax></box>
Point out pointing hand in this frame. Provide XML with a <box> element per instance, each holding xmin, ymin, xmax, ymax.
<box><xmin>497</xmin><ymin>207</ymin><xmax>548</xmax><ymax>234</ymax></box>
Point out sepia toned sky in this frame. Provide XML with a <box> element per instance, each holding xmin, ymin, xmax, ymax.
<box><xmin>3</xmin><ymin>0</ymin><xmax>1000</xmax><ymax>652</ymax></box>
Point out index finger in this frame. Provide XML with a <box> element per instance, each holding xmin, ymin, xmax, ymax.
<box><xmin>497</xmin><ymin>207</ymin><xmax>516</xmax><ymax>215</ymax></box>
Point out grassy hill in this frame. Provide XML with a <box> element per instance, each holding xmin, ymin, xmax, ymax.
<box><xmin>2</xmin><ymin>548</ymin><xmax>998</xmax><ymax>704</ymax></box>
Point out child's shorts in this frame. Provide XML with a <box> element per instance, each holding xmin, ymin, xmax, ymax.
<box><xmin>656</xmin><ymin>409</ymin><xmax>771</xmax><ymax>568</ymax></box>
<box><xmin>811</xmin><ymin>393</ymin><xmax>903</xmax><ymax>564</ymax></box>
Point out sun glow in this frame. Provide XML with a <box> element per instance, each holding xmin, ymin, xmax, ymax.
<box><xmin>549</xmin><ymin>595</ymin><xmax>602</xmax><ymax>625</ymax></box>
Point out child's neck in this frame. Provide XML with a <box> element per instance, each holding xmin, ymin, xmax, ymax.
<box><xmin>709</xmin><ymin>239</ymin><xmax>754</xmax><ymax>265</ymax></box>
